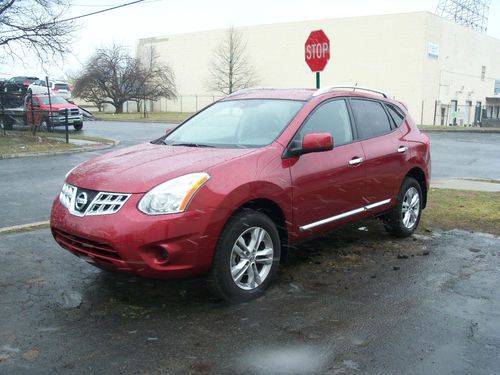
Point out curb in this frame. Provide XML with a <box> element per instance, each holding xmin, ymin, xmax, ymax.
<box><xmin>95</xmin><ymin>118</ymin><xmax>182</xmax><ymax>124</ymax></box>
<box><xmin>431</xmin><ymin>178</ymin><xmax>500</xmax><ymax>192</ymax></box>
<box><xmin>0</xmin><ymin>140</ymin><xmax>119</xmax><ymax>160</ymax></box>
<box><xmin>0</xmin><ymin>221</ymin><xmax>50</xmax><ymax>235</ymax></box>
<box><xmin>419</xmin><ymin>129</ymin><xmax>500</xmax><ymax>134</ymax></box>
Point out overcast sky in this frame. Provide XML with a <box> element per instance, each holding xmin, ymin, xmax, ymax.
<box><xmin>2</xmin><ymin>0</ymin><xmax>499</xmax><ymax>79</ymax></box>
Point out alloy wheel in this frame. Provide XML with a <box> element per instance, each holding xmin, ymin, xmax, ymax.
<box><xmin>230</xmin><ymin>226</ymin><xmax>274</xmax><ymax>291</ymax></box>
<box><xmin>402</xmin><ymin>187</ymin><xmax>420</xmax><ymax>229</ymax></box>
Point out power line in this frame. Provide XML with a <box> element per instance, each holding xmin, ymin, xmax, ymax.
<box><xmin>61</xmin><ymin>0</ymin><xmax>146</xmax><ymax>23</ymax></box>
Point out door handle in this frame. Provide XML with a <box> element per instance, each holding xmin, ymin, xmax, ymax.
<box><xmin>397</xmin><ymin>146</ymin><xmax>408</xmax><ymax>153</ymax></box>
<box><xmin>348</xmin><ymin>157</ymin><xmax>363</xmax><ymax>166</ymax></box>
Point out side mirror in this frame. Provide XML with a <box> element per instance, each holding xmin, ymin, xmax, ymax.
<box><xmin>290</xmin><ymin>132</ymin><xmax>333</xmax><ymax>156</ymax></box>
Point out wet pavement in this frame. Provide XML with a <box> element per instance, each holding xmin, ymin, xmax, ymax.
<box><xmin>1</xmin><ymin>122</ymin><xmax>500</xmax><ymax>228</ymax></box>
<box><xmin>1</xmin><ymin>220</ymin><xmax>498</xmax><ymax>374</ymax></box>
<box><xmin>1</xmin><ymin>122</ymin><xmax>500</xmax><ymax>374</ymax></box>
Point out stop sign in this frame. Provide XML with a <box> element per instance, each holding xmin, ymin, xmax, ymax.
<box><xmin>305</xmin><ymin>30</ymin><xmax>330</xmax><ymax>72</ymax></box>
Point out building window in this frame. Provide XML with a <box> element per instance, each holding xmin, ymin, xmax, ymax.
<box><xmin>481</xmin><ymin>66</ymin><xmax>486</xmax><ymax>81</ymax></box>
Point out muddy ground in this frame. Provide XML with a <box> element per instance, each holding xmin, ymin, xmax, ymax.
<box><xmin>0</xmin><ymin>219</ymin><xmax>499</xmax><ymax>374</ymax></box>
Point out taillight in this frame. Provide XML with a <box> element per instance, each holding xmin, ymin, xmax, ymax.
<box><xmin>52</xmin><ymin>88</ymin><xmax>59</xmax><ymax>91</ymax></box>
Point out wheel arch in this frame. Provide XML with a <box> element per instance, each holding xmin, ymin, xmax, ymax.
<box><xmin>232</xmin><ymin>198</ymin><xmax>289</xmax><ymax>262</ymax></box>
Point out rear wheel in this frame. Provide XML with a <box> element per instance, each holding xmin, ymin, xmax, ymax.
<box><xmin>383</xmin><ymin>177</ymin><xmax>423</xmax><ymax>238</ymax></box>
<box><xmin>73</xmin><ymin>122</ymin><xmax>83</xmax><ymax>131</ymax></box>
<box><xmin>0</xmin><ymin>117</ymin><xmax>14</xmax><ymax>130</ymax></box>
<box><xmin>209</xmin><ymin>210</ymin><xmax>281</xmax><ymax>303</ymax></box>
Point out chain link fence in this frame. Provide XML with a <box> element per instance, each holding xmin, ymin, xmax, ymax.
<box><xmin>432</xmin><ymin>101</ymin><xmax>482</xmax><ymax>127</ymax></box>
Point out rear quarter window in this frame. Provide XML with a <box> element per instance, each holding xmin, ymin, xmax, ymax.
<box><xmin>385</xmin><ymin>103</ymin><xmax>405</xmax><ymax>128</ymax></box>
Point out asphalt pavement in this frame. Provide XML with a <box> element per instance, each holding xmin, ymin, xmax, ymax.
<box><xmin>0</xmin><ymin>121</ymin><xmax>169</xmax><ymax>228</ymax></box>
<box><xmin>427</xmin><ymin>132</ymin><xmax>500</xmax><ymax>180</ymax></box>
<box><xmin>1</xmin><ymin>121</ymin><xmax>499</xmax><ymax>228</ymax></box>
<box><xmin>0</xmin><ymin>222</ymin><xmax>498</xmax><ymax>374</ymax></box>
<box><xmin>1</xmin><ymin>122</ymin><xmax>499</xmax><ymax>374</ymax></box>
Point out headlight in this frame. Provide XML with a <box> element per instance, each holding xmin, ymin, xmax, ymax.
<box><xmin>138</xmin><ymin>173</ymin><xmax>210</xmax><ymax>215</ymax></box>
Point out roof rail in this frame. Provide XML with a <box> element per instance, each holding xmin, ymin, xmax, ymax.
<box><xmin>313</xmin><ymin>85</ymin><xmax>388</xmax><ymax>98</ymax></box>
<box><xmin>226</xmin><ymin>87</ymin><xmax>278</xmax><ymax>98</ymax></box>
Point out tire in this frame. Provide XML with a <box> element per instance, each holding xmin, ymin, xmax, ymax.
<box><xmin>208</xmin><ymin>209</ymin><xmax>281</xmax><ymax>303</ymax></box>
<box><xmin>1</xmin><ymin>117</ymin><xmax>14</xmax><ymax>130</ymax></box>
<box><xmin>73</xmin><ymin>122</ymin><xmax>83</xmax><ymax>131</ymax></box>
<box><xmin>40</xmin><ymin>117</ymin><xmax>53</xmax><ymax>132</ymax></box>
<box><xmin>383</xmin><ymin>177</ymin><xmax>423</xmax><ymax>238</ymax></box>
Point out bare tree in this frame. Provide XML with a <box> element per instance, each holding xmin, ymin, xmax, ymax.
<box><xmin>135</xmin><ymin>46</ymin><xmax>177</xmax><ymax>115</ymax></box>
<box><xmin>208</xmin><ymin>27</ymin><xmax>258</xmax><ymax>95</ymax></box>
<box><xmin>73</xmin><ymin>44</ymin><xmax>176</xmax><ymax>114</ymax></box>
<box><xmin>0</xmin><ymin>0</ymin><xmax>75</xmax><ymax>62</ymax></box>
<box><xmin>71</xmin><ymin>79</ymin><xmax>106</xmax><ymax>112</ymax></box>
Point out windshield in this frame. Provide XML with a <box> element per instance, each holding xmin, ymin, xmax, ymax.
<box><xmin>39</xmin><ymin>96</ymin><xmax>68</xmax><ymax>105</ymax></box>
<box><xmin>164</xmin><ymin>99</ymin><xmax>304</xmax><ymax>148</ymax></box>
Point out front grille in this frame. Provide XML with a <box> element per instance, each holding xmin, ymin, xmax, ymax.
<box><xmin>53</xmin><ymin>228</ymin><xmax>122</xmax><ymax>261</ymax></box>
<box><xmin>59</xmin><ymin>183</ymin><xmax>130</xmax><ymax>216</ymax></box>
<box><xmin>57</xmin><ymin>108</ymin><xmax>80</xmax><ymax>117</ymax></box>
<box><xmin>86</xmin><ymin>193</ymin><xmax>130</xmax><ymax>216</ymax></box>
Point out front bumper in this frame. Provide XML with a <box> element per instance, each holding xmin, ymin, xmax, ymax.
<box><xmin>50</xmin><ymin>115</ymin><xmax>83</xmax><ymax>126</ymax></box>
<box><xmin>50</xmin><ymin>194</ymin><xmax>223</xmax><ymax>279</ymax></box>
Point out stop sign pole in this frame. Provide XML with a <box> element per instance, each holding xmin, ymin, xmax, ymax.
<box><xmin>305</xmin><ymin>30</ymin><xmax>330</xmax><ymax>88</ymax></box>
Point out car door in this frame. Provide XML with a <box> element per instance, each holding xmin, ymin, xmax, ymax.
<box><xmin>288</xmin><ymin>98</ymin><xmax>367</xmax><ymax>235</ymax></box>
<box><xmin>349</xmin><ymin>98</ymin><xmax>409</xmax><ymax>211</ymax></box>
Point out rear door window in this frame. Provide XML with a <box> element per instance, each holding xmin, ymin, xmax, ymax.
<box><xmin>350</xmin><ymin>99</ymin><xmax>392</xmax><ymax>139</ymax></box>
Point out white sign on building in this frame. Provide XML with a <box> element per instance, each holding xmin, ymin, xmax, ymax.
<box><xmin>428</xmin><ymin>43</ymin><xmax>440</xmax><ymax>59</ymax></box>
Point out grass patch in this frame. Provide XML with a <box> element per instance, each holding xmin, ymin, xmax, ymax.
<box><xmin>93</xmin><ymin>112</ymin><xmax>192</xmax><ymax>124</ymax></box>
<box><xmin>0</xmin><ymin>133</ymin><xmax>77</xmax><ymax>156</ymax></box>
<box><xmin>420</xmin><ymin>188</ymin><xmax>500</xmax><ymax>235</ymax></box>
<box><xmin>418</xmin><ymin>125</ymin><xmax>500</xmax><ymax>133</ymax></box>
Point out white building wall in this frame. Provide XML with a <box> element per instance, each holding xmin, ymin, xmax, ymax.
<box><xmin>137</xmin><ymin>11</ymin><xmax>500</xmax><ymax>125</ymax></box>
<box><xmin>422</xmin><ymin>14</ymin><xmax>500</xmax><ymax>125</ymax></box>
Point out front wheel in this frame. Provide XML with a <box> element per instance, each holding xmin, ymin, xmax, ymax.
<box><xmin>73</xmin><ymin>122</ymin><xmax>83</xmax><ymax>131</ymax></box>
<box><xmin>209</xmin><ymin>210</ymin><xmax>281</xmax><ymax>303</ymax></box>
<box><xmin>383</xmin><ymin>177</ymin><xmax>423</xmax><ymax>238</ymax></box>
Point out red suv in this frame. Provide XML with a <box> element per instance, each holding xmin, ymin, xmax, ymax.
<box><xmin>51</xmin><ymin>87</ymin><xmax>431</xmax><ymax>302</ymax></box>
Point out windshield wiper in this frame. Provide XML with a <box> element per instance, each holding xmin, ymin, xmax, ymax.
<box><xmin>170</xmin><ymin>142</ymin><xmax>215</xmax><ymax>148</ymax></box>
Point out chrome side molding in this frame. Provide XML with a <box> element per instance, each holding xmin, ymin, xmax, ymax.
<box><xmin>299</xmin><ymin>199</ymin><xmax>391</xmax><ymax>231</ymax></box>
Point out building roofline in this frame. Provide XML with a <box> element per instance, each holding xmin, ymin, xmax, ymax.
<box><xmin>137</xmin><ymin>11</ymin><xmax>433</xmax><ymax>44</ymax></box>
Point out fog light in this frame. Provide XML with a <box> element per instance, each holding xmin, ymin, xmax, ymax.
<box><xmin>154</xmin><ymin>247</ymin><xmax>169</xmax><ymax>264</ymax></box>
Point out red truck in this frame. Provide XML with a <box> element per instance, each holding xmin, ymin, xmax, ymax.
<box><xmin>1</xmin><ymin>94</ymin><xmax>83</xmax><ymax>131</ymax></box>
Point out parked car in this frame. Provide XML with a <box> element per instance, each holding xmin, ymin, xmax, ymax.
<box><xmin>28</xmin><ymin>80</ymin><xmax>72</xmax><ymax>100</ymax></box>
<box><xmin>28</xmin><ymin>79</ymin><xmax>49</xmax><ymax>95</ymax></box>
<box><xmin>51</xmin><ymin>86</ymin><xmax>431</xmax><ymax>302</ymax></box>
<box><xmin>8</xmin><ymin>76</ymin><xmax>39</xmax><ymax>86</ymax></box>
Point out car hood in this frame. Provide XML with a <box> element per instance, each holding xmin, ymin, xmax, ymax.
<box><xmin>44</xmin><ymin>103</ymin><xmax>76</xmax><ymax>110</ymax></box>
<box><xmin>66</xmin><ymin>143</ymin><xmax>256</xmax><ymax>193</ymax></box>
